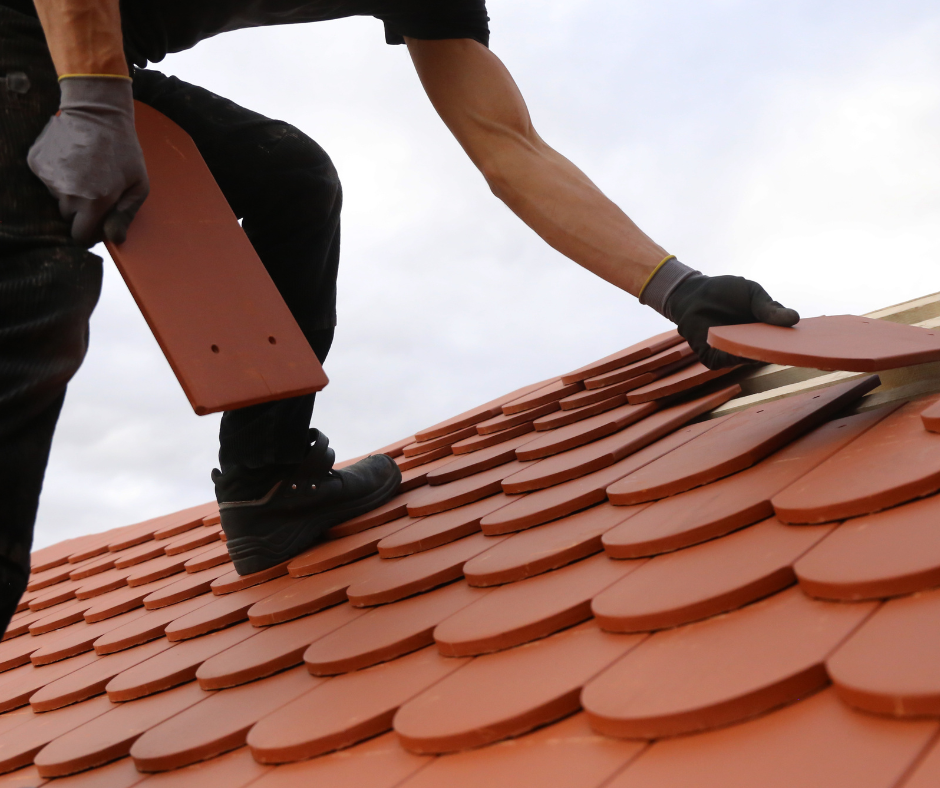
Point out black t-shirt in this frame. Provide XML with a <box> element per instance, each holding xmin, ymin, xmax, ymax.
<box><xmin>4</xmin><ymin>0</ymin><xmax>489</xmax><ymax>66</ymax></box>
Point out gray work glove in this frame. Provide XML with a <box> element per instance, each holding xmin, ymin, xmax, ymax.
<box><xmin>641</xmin><ymin>257</ymin><xmax>800</xmax><ymax>369</ymax></box>
<box><xmin>28</xmin><ymin>76</ymin><xmax>149</xmax><ymax>245</ymax></box>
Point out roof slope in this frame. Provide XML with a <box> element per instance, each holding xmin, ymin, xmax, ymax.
<box><xmin>4</xmin><ymin>306</ymin><xmax>940</xmax><ymax>787</ymax></box>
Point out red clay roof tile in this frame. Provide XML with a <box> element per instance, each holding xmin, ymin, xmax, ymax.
<box><xmin>921</xmin><ymin>398</ymin><xmax>940</xmax><ymax>433</ymax></box>
<box><xmin>32</xmin><ymin>609</ymin><xmax>151</xmax><ymax>666</ymax></box>
<box><xmin>247</xmin><ymin>732</ymin><xmax>427</xmax><ymax>788</ymax></box>
<box><xmin>582</xmin><ymin>587</ymin><xmax>874</xmax><ymax>739</ymax></box>
<box><xmin>407</xmin><ymin>461</ymin><xmax>529</xmax><ymax>517</ymax></box>
<box><xmin>246</xmin><ymin>560</ymin><xmax>375</xmax><ymax>626</ymax></box>
<box><xmin>464</xmin><ymin>503</ymin><xmax>644</xmax><ymax>586</ymax></box>
<box><xmin>449</xmin><ymin>422</ymin><xmax>536</xmax><ymax>454</ymax></box>
<box><xmin>480</xmin><ymin>418</ymin><xmax>722</xmax><ymax>535</ymax></box>
<box><xmin>794</xmin><ymin>493</ymin><xmax>940</xmax><ymax>601</ymax></box>
<box><xmin>475</xmin><ymin>401</ymin><xmax>559</xmax><ymax>435</ymax></box>
<box><xmin>502</xmin><ymin>379</ymin><xmax>583</xmax><ymax>415</ymax></box>
<box><xmin>534</xmin><ymin>391</ymin><xmax>629</xmax><ymax>429</ymax></box>
<box><xmin>605</xmin><ymin>688</ymin><xmax>937</xmax><ymax>788</ymax></box>
<box><xmin>626</xmin><ymin>361</ymin><xmax>738</xmax><ymax>403</ymax></box>
<box><xmin>434</xmin><ymin>553</ymin><xmax>640</xmax><ymax>656</ymax></box>
<box><xmin>130</xmin><ymin>667</ymin><xmax>315</xmax><ymax>771</ymax></box>
<box><xmin>400</xmin><ymin>712</ymin><xmax>644</xmax><ymax>788</ymax></box>
<box><xmin>827</xmin><ymin>587</ymin><xmax>940</xmax><ymax>716</ymax></box>
<box><xmin>304</xmin><ymin>581</ymin><xmax>485</xmax><ymax>675</ymax></box>
<box><xmin>93</xmin><ymin>595</ymin><xmax>215</xmax><ymax>656</ymax></box>
<box><xmin>142</xmin><ymin>563</ymin><xmax>232</xmax><ymax>610</ymax></box>
<box><xmin>286</xmin><ymin>517</ymin><xmax>413</xmax><ymax>577</ymax></box>
<box><xmin>561</xmin><ymin>329</ymin><xmax>681</xmax><ymax>385</ymax></box>
<box><xmin>395</xmin><ymin>621</ymin><xmax>641</xmax><ymax>754</ymax></box>
<box><xmin>608</xmin><ymin>376</ymin><xmax>878</xmax><ymax>505</ymax></box>
<box><xmin>134</xmin><ymin>748</ymin><xmax>268</xmax><ymax>787</ymax></box>
<box><xmin>30</xmin><ymin>638</ymin><xmax>173</xmax><ymax>712</ymax></box>
<box><xmin>377</xmin><ymin>494</ymin><xmax>512</xmax><ymax>557</ymax></box>
<box><xmin>773</xmin><ymin>395</ymin><xmax>940</xmax><ymax>523</ymax></box>
<box><xmin>34</xmin><ymin>681</ymin><xmax>206</xmax><ymax>778</ymax></box>
<box><xmin>0</xmin><ymin>650</ymin><xmax>98</xmax><ymax>713</ymax></box>
<box><xmin>401</xmin><ymin>426</ymin><xmax>478</xmax><ymax>458</ymax></box>
<box><xmin>197</xmin><ymin>603</ymin><xmax>364</xmax><ymax>689</ymax></box>
<box><xmin>208</xmin><ymin>561</ymin><xmax>288</xmax><ymax>595</ymax></box>
<box><xmin>584</xmin><ymin>343</ymin><xmax>694</xmax><ymax>390</ymax></box>
<box><xmin>709</xmin><ymin>315</ymin><xmax>940</xmax><ymax>372</ymax></box>
<box><xmin>593</xmin><ymin>517</ymin><xmax>833</xmax><ymax>632</ymax></box>
<box><xmin>248</xmin><ymin>647</ymin><xmax>466</xmax><ymax>763</ymax></box>
<box><xmin>106</xmin><ymin>622</ymin><xmax>256</xmax><ymax>701</ymax></box>
<box><xmin>345</xmin><ymin>534</ymin><xmax>505</xmax><ymax>607</ymax></box>
<box><xmin>424</xmin><ymin>431</ymin><xmax>537</xmax><ymax>484</ymax></box>
<box><xmin>603</xmin><ymin>410</ymin><xmax>886</xmax><ymax>557</ymax></box>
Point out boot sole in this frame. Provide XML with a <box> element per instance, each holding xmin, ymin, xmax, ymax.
<box><xmin>225</xmin><ymin>462</ymin><xmax>402</xmax><ymax>576</ymax></box>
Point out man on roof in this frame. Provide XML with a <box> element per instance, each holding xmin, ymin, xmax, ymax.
<box><xmin>0</xmin><ymin>0</ymin><xmax>798</xmax><ymax>629</ymax></box>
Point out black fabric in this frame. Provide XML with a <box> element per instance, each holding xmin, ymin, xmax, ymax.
<box><xmin>131</xmin><ymin>68</ymin><xmax>341</xmax><ymax>471</ymax></box>
<box><xmin>120</xmin><ymin>0</ymin><xmax>489</xmax><ymax>67</ymax></box>
<box><xmin>0</xmin><ymin>6</ymin><xmax>104</xmax><ymax>636</ymax></box>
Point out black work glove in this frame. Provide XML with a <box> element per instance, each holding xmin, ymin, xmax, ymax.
<box><xmin>28</xmin><ymin>76</ymin><xmax>149</xmax><ymax>245</ymax></box>
<box><xmin>640</xmin><ymin>258</ymin><xmax>799</xmax><ymax>369</ymax></box>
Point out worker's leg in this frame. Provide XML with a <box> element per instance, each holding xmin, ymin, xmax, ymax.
<box><xmin>131</xmin><ymin>68</ymin><xmax>340</xmax><ymax>471</ymax></box>
<box><xmin>131</xmin><ymin>70</ymin><xmax>399</xmax><ymax>574</ymax></box>
<box><xmin>0</xmin><ymin>6</ymin><xmax>103</xmax><ymax>633</ymax></box>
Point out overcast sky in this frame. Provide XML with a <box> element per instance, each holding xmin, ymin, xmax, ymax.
<box><xmin>33</xmin><ymin>0</ymin><xmax>940</xmax><ymax>547</ymax></box>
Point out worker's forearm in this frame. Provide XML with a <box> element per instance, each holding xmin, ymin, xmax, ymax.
<box><xmin>479</xmin><ymin>130</ymin><xmax>667</xmax><ymax>297</ymax></box>
<box><xmin>33</xmin><ymin>0</ymin><xmax>128</xmax><ymax>77</ymax></box>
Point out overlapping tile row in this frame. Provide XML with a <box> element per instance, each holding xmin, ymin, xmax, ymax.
<box><xmin>5</xmin><ymin>319</ymin><xmax>940</xmax><ymax>787</ymax></box>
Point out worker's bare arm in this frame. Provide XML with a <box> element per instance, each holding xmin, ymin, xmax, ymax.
<box><xmin>405</xmin><ymin>37</ymin><xmax>665</xmax><ymax>298</ymax></box>
<box><xmin>33</xmin><ymin>0</ymin><xmax>128</xmax><ymax>77</ymax></box>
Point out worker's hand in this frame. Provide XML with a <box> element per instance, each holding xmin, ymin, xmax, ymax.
<box><xmin>28</xmin><ymin>76</ymin><xmax>149</xmax><ymax>245</ymax></box>
<box><xmin>640</xmin><ymin>257</ymin><xmax>799</xmax><ymax>369</ymax></box>
<box><xmin>667</xmin><ymin>272</ymin><xmax>800</xmax><ymax>369</ymax></box>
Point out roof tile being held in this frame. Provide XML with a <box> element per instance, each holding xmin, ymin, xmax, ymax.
<box><xmin>6</xmin><ymin>308</ymin><xmax>940</xmax><ymax>786</ymax></box>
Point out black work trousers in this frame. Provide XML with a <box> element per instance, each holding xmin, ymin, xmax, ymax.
<box><xmin>0</xmin><ymin>6</ymin><xmax>341</xmax><ymax>634</ymax></box>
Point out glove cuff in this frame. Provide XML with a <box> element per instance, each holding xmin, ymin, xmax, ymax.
<box><xmin>639</xmin><ymin>256</ymin><xmax>699</xmax><ymax>322</ymax></box>
<box><xmin>58</xmin><ymin>75</ymin><xmax>134</xmax><ymax>114</ymax></box>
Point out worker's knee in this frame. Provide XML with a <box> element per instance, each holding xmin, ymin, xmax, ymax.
<box><xmin>252</xmin><ymin>125</ymin><xmax>342</xmax><ymax>232</ymax></box>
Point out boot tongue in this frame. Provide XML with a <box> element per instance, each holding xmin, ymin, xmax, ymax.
<box><xmin>303</xmin><ymin>429</ymin><xmax>335</xmax><ymax>474</ymax></box>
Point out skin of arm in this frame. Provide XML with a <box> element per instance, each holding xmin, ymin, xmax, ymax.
<box><xmin>406</xmin><ymin>37</ymin><xmax>666</xmax><ymax>298</ymax></box>
<box><xmin>33</xmin><ymin>0</ymin><xmax>129</xmax><ymax>77</ymax></box>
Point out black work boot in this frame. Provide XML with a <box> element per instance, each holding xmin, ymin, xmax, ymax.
<box><xmin>213</xmin><ymin>429</ymin><xmax>402</xmax><ymax>575</ymax></box>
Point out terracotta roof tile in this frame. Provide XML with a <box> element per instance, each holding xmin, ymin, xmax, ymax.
<box><xmin>773</xmin><ymin>395</ymin><xmax>940</xmax><ymax>523</ymax></box>
<box><xmin>608</xmin><ymin>376</ymin><xmax>879</xmax><ymax>505</ymax></box>
<box><xmin>827</xmin><ymin>587</ymin><xmax>940</xmax><ymax>716</ymax></box>
<box><xmin>583</xmin><ymin>342</ymin><xmax>694</xmax><ymax>390</ymax></box>
<box><xmin>197</xmin><ymin>603</ymin><xmax>364</xmax><ymax>689</ymax></box>
<box><xmin>434</xmin><ymin>553</ymin><xmax>639</xmax><ymax>656</ymax></box>
<box><xmin>603</xmin><ymin>409</ymin><xmax>886</xmax><ymax>557</ymax></box>
<box><xmin>344</xmin><ymin>534</ymin><xmax>505</xmax><ymax>607</ymax></box>
<box><xmin>13</xmin><ymin>319</ymin><xmax>940</xmax><ymax>785</ymax></box>
<box><xmin>34</xmin><ymin>682</ymin><xmax>206</xmax><ymax>778</ymax></box>
<box><xmin>505</xmin><ymin>390</ymin><xmax>735</xmax><ymax>491</ymax></box>
<box><xmin>480</xmin><ymin>418</ymin><xmax>721</xmax><ymax>534</ymax></box>
<box><xmin>395</xmin><ymin>621</ymin><xmax>641</xmax><ymax>754</ymax></box>
<box><xmin>167</xmin><ymin>576</ymin><xmax>297</xmax><ymax>637</ymax></box>
<box><xmin>401</xmin><ymin>426</ymin><xmax>478</xmax><ymax>458</ymax></box>
<box><xmin>248</xmin><ymin>647</ymin><xmax>466</xmax><ymax>763</ymax></box>
<box><xmin>561</xmin><ymin>329</ymin><xmax>681</xmax><ymax>385</ymax></box>
<box><xmin>247</xmin><ymin>732</ymin><xmax>427</xmax><ymax>788</ymax></box>
<box><xmin>130</xmin><ymin>667</ymin><xmax>314</xmax><ymax>771</ymax></box>
<box><xmin>450</xmin><ymin>422</ymin><xmax>536</xmax><ymax>455</ymax></box>
<box><xmin>105</xmin><ymin>622</ymin><xmax>256</xmax><ymax>701</ymax></box>
<box><xmin>533</xmin><ymin>391</ymin><xmax>629</xmax><ymax>429</ymax></box>
<box><xmin>304</xmin><ymin>581</ymin><xmax>485</xmax><ymax>675</ymax></box>
<box><xmin>30</xmin><ymin>638</ymin><xmax>173</xmax><ymax>712</ymax></box>
<box><xmin>286</xmin><ymin>517</ymin><xmax>413</xmax><ymax>577</ymax></box>
<box><xmin>582</xmin><ymin>587</ymin><xmax>874</xmax><ymax>739</ymax></box>
<box><xmin>400</xmin><ymin>712</ymin><xmax>644</xmax><ymax>788</ymax></box>
<box><xmin>377</xmin><ymin>494</ymin><xmax>512</xmax><ymax>557</ymax></box>
<box><xmin>903</xmin><ymin>735</ymin><xmax>940</xmax><ymax>788</ymax></box>
<box><xmin>794</xmin><ymin>492</ymin><xmax>940</xmax><ymax>601</ymax></box>
<box><xmin>593</xmin><ymin>517</ymin><xmax>833</xmax><ymax>632</ymax></box>
<box><xmin>626</xmin><ymin>361</ymin><xmax>737</xmax><ymax>403</ymax></box>
<box><xmin>424</xmin><ymin>432</ymin><xmax>536</xmax><ymax>484</ymax></box>
<box><xmin>921</xmin><ymin>398</ymin><xmax>940</xmax><ymax>433</ymax></box>
<box><xmin>246</xmin><ymin>560</ymin><xmax>375</xmax><ymax>626</ymax></box>
<box><xmin>464</xmin><ymin>503</ymin><xmax>643</xmax><ymax>586</ymax></box>
<box><xmin>604</xmin><ymin>688</ymin><xmax>937</xmax><ymax>788</ymax></box>
<box><xmin>709</xmin><ymin>314</ymin><xmax>940</xmax><ymax>372</ymax></box>
<box><xmin>406</xmin><ymin>461</ymin><xmax>529</xmax><ymax>517</ymax></box>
